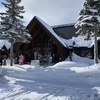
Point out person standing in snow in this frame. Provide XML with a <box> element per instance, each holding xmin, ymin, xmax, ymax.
<box><xmin>19</xmin><ymin>54</ymin><xmax>23</xmax><ymax>65</ymax></box>
<box><xmin>68</xmin><ymin>46</ymin><xmax>74</xmax><ymax>61</ymax></box>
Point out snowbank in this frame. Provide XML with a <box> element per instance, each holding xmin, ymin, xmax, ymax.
<box><xmin>65</xmin><ymin>53</ymin><xmax>94</xmax><ymax>66</ymax></box>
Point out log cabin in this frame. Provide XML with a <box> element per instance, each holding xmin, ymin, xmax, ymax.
<box><xmin>15</xmin><ymin>16</ymin><xmax>78</xmax><ymax>63</ymax></box>
<box><xmin>14</xmin><ymin>16</ymin><xmax>100</xmax><ymax>64</ymax></box>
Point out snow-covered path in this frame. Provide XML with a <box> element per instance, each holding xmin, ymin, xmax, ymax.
<box><xmin>0</xmin><ymin>60</ymin><xmax>100</xmax><ymax>100</ymax></box>
<box><xmin>1</xmin><ymin>75</ymin><xmax>99</xmax><ymax>100</ymax></box>
<box><xmin>2</xmin><ymin>63</ymin><xmax>100</xmax><ymax>88</ymax></box>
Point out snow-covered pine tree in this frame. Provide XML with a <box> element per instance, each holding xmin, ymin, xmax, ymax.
<box><xmin>0</xmin><ymin>0</ymin><xmax>31</xmax><ymax>66</ymax></box>
<box><xmin>75</xmin><ymin>0</ymin><xmax>100</xmax><ymax>64</ymax></box>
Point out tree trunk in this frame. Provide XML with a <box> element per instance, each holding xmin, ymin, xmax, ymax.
<box><xmin>10</xmin><ymin>42</ymin><xmax>14</xmax><ymax>66</ymax></box>
<box><xmin>94</xmin><ymin>28</ymin><xmax>98</xmax><ymax>64</ymax></box>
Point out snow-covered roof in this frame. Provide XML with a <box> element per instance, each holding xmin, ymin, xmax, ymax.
<box><xmin>35</xmin><ymin>16</ymin><xmax>67</xmax><ymax>47</ymax></box>
<box><xmin>28</xmin><ymin>16</ymin><xmax>100</xmax><ymax>48</ymax></box>
<box><xmin>72</xmin><ymin>36</ymin><xmax>94</xmax><ymax>48</ymax></box>
<box><xmin>0</xmin><ymin>40</ymin><xmax>11</xmax><ymax>49</ymax></box>
<box><xmin>51</xmin><ymin>23</ymin><xmax>75</xmax><ymax>28</ymax></box>
<box><xmin>61</xmin><ymin>35</ymin><xmax>100</xmax><ymax>48</ymax></box>
<box><xmin>35</xmin><ymin>16</ymin><xmax>100</xmax><ymax>48</ymax></box>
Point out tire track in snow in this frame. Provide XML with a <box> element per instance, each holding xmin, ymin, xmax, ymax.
<box><xmin>5</xmin><ymin>90</ymin><xmax>30</xmax><ymax>100</ymax></box>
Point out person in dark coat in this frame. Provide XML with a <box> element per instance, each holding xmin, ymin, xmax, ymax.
<box><xmin>69</xmin><ymin>46</ymin><xmax>74</xmax><ymax>61</ymax></box>
<box><xmin>0</xmin><ymin>55</ymin><xmax>2</xmax><ymax>65</ymax></box>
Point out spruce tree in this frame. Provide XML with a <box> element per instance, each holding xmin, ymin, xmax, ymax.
<box><xmin>0</xmin><ymin>0</ymin><xmax>31</xmax><ymax>66</ymax></box>
<box><xmin>75</xmin><ymin>0</ymin><xmax>100</xmax><ymax>64</ymax></box>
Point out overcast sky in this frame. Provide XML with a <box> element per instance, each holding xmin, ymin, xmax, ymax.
<box><xmin>0</xmin><ymin>0</ymin><xmax>85</xmax><ymax>26</ymax></box>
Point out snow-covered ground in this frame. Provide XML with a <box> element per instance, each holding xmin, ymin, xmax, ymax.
<box><xmin>0</xmin><ymin>54</ymin><xmax>100</xmax><ymax>100</ymax></box>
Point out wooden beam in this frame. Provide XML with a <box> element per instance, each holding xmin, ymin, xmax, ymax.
<box><xmin>14</xmin><ymin>43</ymin><xmax>21</xmax><ymax>57</ymax></box>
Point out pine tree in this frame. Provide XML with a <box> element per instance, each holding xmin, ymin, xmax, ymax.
<box><xmin>75</xmin><ymin>0</ymin><xmax>100</xmax><ymax>64</ymax></box>
<box><xmin>0</xmin><ymin>0</ymin><xmax>31</xmax><ymax>66</ymax></box>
